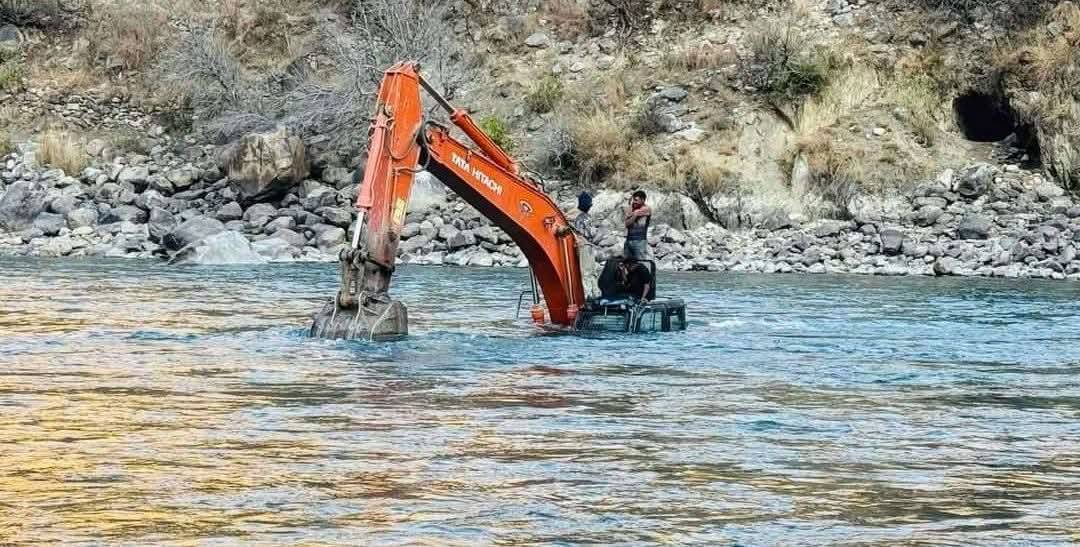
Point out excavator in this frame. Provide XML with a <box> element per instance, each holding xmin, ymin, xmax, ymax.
<box><xmin>309</xmin><ymin>62</ymin><xmax>686</xmax><ymax>340</ymax></box>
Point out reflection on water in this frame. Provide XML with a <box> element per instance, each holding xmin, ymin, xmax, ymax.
<box><xmin>2</xmin><ymin>258</ymin><xmax>1080</xmax><ymax>545</ymax></box>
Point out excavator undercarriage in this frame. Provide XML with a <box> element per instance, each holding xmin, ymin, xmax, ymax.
<box><xmin>309</xmin><ymin>62</ymin><xmax>686</xmax><ymax>340</ymax></box>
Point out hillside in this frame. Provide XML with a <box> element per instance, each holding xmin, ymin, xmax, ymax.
<box><xmin>2</xmin><ymin>0</ymin><xmax>1080</xmax><ymax>278</ymax></box>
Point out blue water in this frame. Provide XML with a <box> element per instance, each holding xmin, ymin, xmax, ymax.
<box><xmin>1</xmin><ymin>258</ymin><xmax>1079</xmax><ymax>545</ymax></box>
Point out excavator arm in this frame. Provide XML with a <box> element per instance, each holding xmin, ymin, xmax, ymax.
<box><xmin>311</xmin><ymin>62</ymin><xmax>586</xmax><ymax>339</ymax></box>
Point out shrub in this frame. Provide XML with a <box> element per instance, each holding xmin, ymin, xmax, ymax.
<box><xmin>0</xmin><ymin>58</ymin><xmax>23</xmax><ymax>91</ymax></box>
<box><xmin>739</xmin><ymin>20</ymin><xmax>830</xmax><ymax>103</ymax></box>
<box><xmin>0</xmin><ymin>0</ymin><xmax>71</xmax><ymax>28</ymax></box>
<box><xmin>83</xmin><ymin>0</ymin><xmax>170</xmax><ymax>72</ymax></box>
<box><xmin>39</xmin><ymin>131</ymin><xmax>88</xmax><ymax>176</ymax></box>
<box><xmin>0</xmin><ymin>132</ymin><xmax>13</xmax><ymax>157</ymax></box>
<box><xmin>479</xmin><ymin>115</ymin><xmax>514</xmax><ymax>152</ymax></box>
<box><xmin>567</xmin><ymin>108</ymin><xmax>651</xmax><ymax>185</ymax></box>
<box><xmin>525</xmin><ymin>75</ymin><xmax>563</xmax><ymax>114</ymax></box>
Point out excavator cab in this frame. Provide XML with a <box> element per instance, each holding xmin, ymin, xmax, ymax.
<box><xmin>574</xmin><ymin>258</ymin><xmax>687</xmax><ymax>333</ymax></box>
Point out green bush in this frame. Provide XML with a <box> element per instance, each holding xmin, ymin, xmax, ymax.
<box><xmin>0</xmin><ymin>59</ymin><xmax>23</xmax><ymax>91</ymax></box>
<box><xmin>525</xmin><ymin>75</ymin><xmax>564</xmax><ymax>114</ymax></box>
<box><xmin>479</xmin><ymin>115</ymin><xmax>514</xmax><ymax>152</ymax></box>
<box><xmin>739</xmin><ymin>21</ymin><xmax>829</xmax><ymax>103</ymax></box>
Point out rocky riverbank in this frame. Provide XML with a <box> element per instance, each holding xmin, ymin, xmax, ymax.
<box><xmin>3</xmin><ymin>141</ymin><xmax>1080</xmax><ymax>280</ymax></box>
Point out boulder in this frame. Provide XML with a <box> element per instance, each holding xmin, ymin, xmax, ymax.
<box><xmin>879</xmin><ymin>228</ymin><xmax>903</xmax><ymax>256</ymax></box>
<box><xmin>134</xmin><ymin>189</ymin><xmax>168</xmax><ymax>211</ymax></box>
<box><xmin>321</xmin><ymin>167</ymin><xmax>353</xmax><ymax>189</ymax></box>
<box><xmin>164</xmin><ymin>215</ymin><xmax>225</xmax><ymax>250</ymax></box>
<box><xmin>148</xmin><ymin>207</ymin><xmax>177</xmax><ymax>240</ymax></box>
<box><xmin>49</xmin><ymin>195</ymin><xmax>78</xmax><ymax>215</ymax></box>
<box><xmin>318</xmin><ymin>206</ymin><xmax>352</xmax><ymax>228</ymax></box>
<box><xmin>524</xmin><ymin>32</ymin><xmax>550</xmax><ymax>48</ymax></box>
<box><xmin>242</xmin><ymin>203</ymin><xmax>278</xmax><ymax>228</ymax></box>
<box><xmin>316</xmin><ymin>226</ymin><xmax>346</xmax><ymax>252</ymax></box>
<box><xmin>448</xmin><ymin>229</ymin><xmax>477</xmax><ymax>250</ymax></box>
<box><xmin>252</xmin><ymin>237</ymin><xmax>300</xmax><ymax>261</ymax></box>
<box><xmin>215</xmin><ymin>201</ymin><xmax>244</xmax><ymax>222</ymax></box>
<box><xmin>117</xmin><ymin>166</ymin><xmax>150</xmax><ymax>188</ymax></box>
<box><xmin>408</xmin><ymin>171</ymin><xmax>447</xmax><ymax>212</ymax></box>
<box><xmin>0</xmin><ymin>181</ymin><xmax>49</xmax><ymax>231</ymax></box>
<box><xmin>105</xmin><ymin>205</ymin><xmax>147</xmax><ymax>224</ymax></box>
<box><xmin>33</xmin><ymin>212</ymin><xmax>66</xmax><ymax>236</ymax></box>
<box><xmin>170</xmin><ymin>231</ymin><xmax>267</xmax><ymax>265</ymax></box>
<box><xmin>957</xmin><ymin>214</ymin><xmax>992</xmax><ymax>240</ymax></box>
<box><xmin>263</xmin><ymin>216</ymin><xmax>297</xmax><ymax>234</ymax></box>
<box><xmin>955</xmin><ymin>163</ymin><xmax>994</xmax><ymax>199</ymax></box>
<box><xmin>270</xmin><ymin>227</ymin><xmax>307</xmax><ymax>248</ymax></box>
<box><xmin>65</xmin><ymin>207</ymin><xmax>99</xmax><ymax>229</ymax></box>
<box><xmin>933</xmin><ymin>257</ymin><xmax>960</xmax><ymax>276</ymax></box>
<box><xmin>223</xmin><ymin>127</ymin><xmax>308</xmax><ymax>203</ymax></box>
<box><xmin>914</xmin><ymin>206</ymin><xmax>943</xmax><ymax>227</ymax></box>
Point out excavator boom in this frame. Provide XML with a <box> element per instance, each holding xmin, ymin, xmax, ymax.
<box><xmin>311</xmin><ymin>62</ymin><xmax>585</xmax><ymax>340</ymax></box>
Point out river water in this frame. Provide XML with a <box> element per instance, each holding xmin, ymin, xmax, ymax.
<box><xmin>1</xmin><ymin>258</ymin><xmax>1079</xmax><ymax>545</ymax></box>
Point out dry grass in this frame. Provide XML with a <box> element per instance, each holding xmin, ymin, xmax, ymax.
<box><xmin>39</xmin><ymin>130</ymin><xmax>88</xmax><ymax>175</ymax></box>
<box><xmin>543</xmin><ymin>0</ymin><xmax>590</xmax><ymax>39</ymax></box>
<box><xmin>0</xmin><ymin>131</ymin><xmax>13</xmax><ymax>157</ymax></box>
<box><xmin>661</xmin><ymin>43</ymin><xmax>735</xmax><ymax>73</ymax></box>
<box><xmin>83</xmin><ymin>0</ymin><xmax>171</xmax><ymax>72</ymax></box>
<box><xmin>566</xmin><ymin>107</ymin><xmax>653</xmax><ymax>186</ymax></box>
<box><xmin>0</xmin><ymin>58</ymin><xmax>23</xmax><ymax>91</ymax></box>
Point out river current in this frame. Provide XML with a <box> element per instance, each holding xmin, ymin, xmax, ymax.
<box><xmin>1</xmin><ymin>258</ymin><xmax>1079</xmax><ymax>545</ymax></box>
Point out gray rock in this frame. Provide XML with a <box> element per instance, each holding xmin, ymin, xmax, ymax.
<box><xmin>400</xmin><ymin>234</ymin><xmax>430</xmax><ymax>254</ymax></box>
<box><xmin>270</xmin><ymin>227</ymin><xmax>307</xmax><ymax>248</ymax></box>
<box><xmin>134</xmin><ymin>189</ymin><xmax>168</xmax><ymax>211</ymax></box>
<box><xmin>243</xmin><ymin>203</ymin><xmax>278</xmax><ymax>228</ymax></box>
<box><xmin>401</xmin><ymin>222</ymin><xmax>422</xmax><ymax>239</ymax></box>
<box><xmin>302</xmin><ymin>188</ymin><xmax>337</xmax><ymax>211</ymax></box>
<box><xmin>813</xmin><ymin>220</ymin><xmax>848</xmax><ymax>238</ymax></box>
<box><xmin>49</xmin><ymin>195</ymin><xmax>78</xmax><ymax>215</ymax></box>
<box><xmin>252</xmin><ymin>238</ymin><xmax>299</xmax><ymax>261</ymax></box>
<box><xmin>33</xmin><ymin>212</ymin><xmax>66</xmax><ymax>236</ymax></box>
<box><xmin>879</xmin><ymin>228</ymin><xmax>903</xmax><ymax>256</ymax></box>
<box><xmin>263</xmin><ymin>216</ymin><xmax>297</xmax><ymax>234</ymax></box>
<box><xmin>316</xmin><ymin>226</ymin><xmax>346</xmax><ymax>252</ymax></box>
<box><xmin>438</xmin><ymin>223</ymin><xmax>460</xmax><ymax>241</ymax></box>
<box><xmin>933</xmin><ymin>257</ymin><xmax>960</xmax><ymax>276</ymax></box>
<box><xmin>166</xmin><ymin>168</ymin><xmax>196</xmax><ymax>190</ymax></box>
<box><xmin>957</xmin><ymin>214</ymin><xmax>992</xmax><ymax>240</ymax></box>
<box><xmin>0</xmin><ymin>181</ymin><xmax>49</xmax><ymax>231</ymax></box>
<box><xmin>318</xmin><ymin>206</ymin><xmax>352</xmax><ymax>228</ymax></box>
<box><xmin>223</xmin><ymin>127</ymin><xmax>308</xmax><ymax>203</ymax></box>
<box><xmin>448</xmin><ymin>229</ymin><xmax>477</xmax><ymax>250</ymax></box>
<box><xmin>148</xmin><ymin>207</ymin><xmax>177</xmax><ymax>240</ymax></box>
<box><xmin>164</xmin><ymin>215</ymin><xmax>225</xmax><ymax>250</ymax></box>
<box><xmin>105</xmin><ymin>205</ymin><xmax>147</xmax><ymax>224</ymax></box>
<box><xmin>659</xmin><ymin>86</ymin><xmax>689</xmax><ymax>102</ymax></box>
<box><xmin>321</xmin><ymin>167</ymin><xmax>353</xmax><ymax>189</ymax></box>
<box><xmin>0</xmin><ymin>24</ymin><xmax>22</xmax><ymax>45</ymax></box>
<box><xmin>65</xmin><ymin>207</ymin><xmax>99</xmax><ymax>229</ymax></box>
<box><xmin>216</xmin><ymin>201</ymin><xmax>243</xmax><ymax>222</ymax></box>
<box><xmin>170</xmin><ymin>231</ymin><xmax>267</xmax><ymax>265</ymax></box>
<box><xmin>473</xmin><ymin>225</ymin><xmax>498</xmax><ymax>243</ymax></box>
<box><xmin>524</xmin><ymin>32</ymin><xmax>550</xmax><ymax>48</ymax></box>
<box><xmin>914</xmin><ymin>206</ymin><xmax>943</xmax><ymax>227</ymax></box>
<box><xmin>955</xmin><ymin>163</ymin><xmax>994</xmax><ymax>199</ymax></box>
<box><xmin>117</xmin><ymin>166</ymin><xmax>150</xmax><ymax>188</ymax></box>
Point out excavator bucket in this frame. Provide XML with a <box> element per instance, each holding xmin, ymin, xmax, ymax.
<box><xmin>309</xmin><ymin>297</ymin><xmax>408</xmax><ymax>341</ymax></box>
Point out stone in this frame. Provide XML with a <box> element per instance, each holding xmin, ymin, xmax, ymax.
<box><xmin>955</xmin><ymin>163</ymin><xmax>994</xmax><ymax>199</ymax></box>
<box><xmin>316</xmin><ymin>226</ymin><xmax>346</xmax><ymax>252</ymax></box>
<box><xmin>318</xmin><ymin>206</ymin><xmax>352</xmax><ymax>228</ymax></box>
<box><xmin>170</xmin><ymin>231</ymin><xmax>267</xmax><ymax>265</ymax></box>
<box><xmin>134</xmin><ymin>189</ymin><xmax>168</xmax><ymax>211</ymax></box>
<box><xmin>524</xmin><ymin>32</ymin><xmax>550</xmax><ymax>48</ymax></box>
<box><xmin>85</xmin><ymin>139</ymin><xmax>107</xmax><ymax>157</ymax></box>
<box><xmin>166</xmin><ymin>168</ymin><xmax>196</xmax><ymax>190</ymax></box>
<box><xmin>401</xmin><ymin>222</ymin><xmax>422</xmax><ymax>239</ymax></box>
<box><xmin>933</xmin><ymin>257</ymin><xmax>959</xmax><ymax>276</ymax></box>
<box><xmin>813</xmin><ymin>220</ymin><xmax>848</xmax><ymax>238</ymax></box>
<box><xmin>0</xmin><ymin>181</ymin><xmax>49</xmax><ymax>231</ymax></box>
<box><xmin>49</xmin><ymin>195</ymin><xmax>78</xmax><ymax>215</ymax></box>
<box><xmin>243</xmin><ymin>203</ymin><xmax>278</xmax><ymax>228</ymax></box>
<box><xmin>914</xmin><ymin>206</ymin><xmax>943</xmax><ymax>227</ymax></box>
<box><xmin>164</xmin><ymin>215</ymin><xmax>226</xmax><ymax>251</ymax></box>
<box><xmin>0</xmin><ymin>24</ymin><xmax>22</xmax><ymax>45</ymax></box>
<box><xmin>879</xmin><ymin>228</ymin><xmax>903</xmax><ymax>256</ymax></box>
<box><xmin>148</xmin><ymin>207</ymin><xmax>177</xmax><ymax>240</ymax></box>
<box><xmin>957</xmin><ymin>214</ymin><xmax>992</xmax><ymax>240</ymax></box>
<box><xmin>215</xmin><ymin>201</ymin><xmax>244</xmax><ymax>222</ymax></box>
<box><xmin>65</xmin><ymin>207</ymin><xmax>99</xmax><ymax>229</ymax></box>
<box><xmin>223</xmin><ymin>127</ymin><xmax>308</xmax><ymax>203</ymax></box>
<box><xmin>321</xmin><ymin>167</ymin><xmax>353</xmax><ymax>189</ymax></box>
<box><xmin>117</xmin><ymin>166</ymin><xmax>150</xmax><ymax>188</ymax></box>
<box><xmin>105</xmin><ymin>205</ymin><xmax>147</xmax><ymax>224</ymax></box>
<box><xmin>447</xmin><ymin>229</ymin><xmax>477</xmax><ymax>250</ymax></box>
<box><xmin>33</xmin><ymin>212</ymin><xmax>66</xmax><ymax>236</ymax></box>
<box><xmin>252</xmin><ymin>237</ymin><xmax>298</xmax><ymax>261</ymax></box>
<box><xmin>438</xmin><ymin>223</ymin><xmax>460</xmax><ymax>241</ymax></box>
<box><xmin>270</xmin><ymin>227</ymin><xmax>307</xmax><ymax>248</ymax></box>
<box><xmin>263</xmin><ymin>216</ymin><xmax>297</xmax><ymax>234</ymax></box>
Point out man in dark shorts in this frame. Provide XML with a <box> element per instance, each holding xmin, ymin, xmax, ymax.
<box><xmin>618</xmin><ymin>256</ymin><xmax>653</xmax><ymax>302</ymax></box>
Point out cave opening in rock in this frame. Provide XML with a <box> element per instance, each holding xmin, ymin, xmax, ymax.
<box><xmin>954</xmin><ymin>91</ymin><xmax>1016</xmax><ymax>142</ymax></box>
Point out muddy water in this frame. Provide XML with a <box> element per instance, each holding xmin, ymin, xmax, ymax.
<box><xmin>1</xmin><ymin>258</ymin><xmax>1079</xmax><ymax>545</ymax></box>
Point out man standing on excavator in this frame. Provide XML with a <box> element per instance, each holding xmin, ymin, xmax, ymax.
<box><xmin>624</xmin><ymin>190</ymin><xmax>651</xmax><ymax>260</ymax></box>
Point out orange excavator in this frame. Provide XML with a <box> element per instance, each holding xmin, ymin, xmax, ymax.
<box><xmin>309</xmin><ymin>62</ymin><xmax>685</xmax><ymax>340</ymax></box>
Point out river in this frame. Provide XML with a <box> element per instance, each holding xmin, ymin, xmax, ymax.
<box><xmin>2</xmin><ymin>258</ymin><xmax>1079</xmax><ymax>545</ymax></box>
